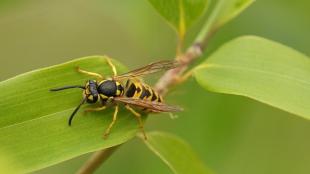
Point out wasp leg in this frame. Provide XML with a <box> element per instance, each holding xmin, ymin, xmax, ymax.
<box><xmin>103</xmin><ymin>105</ymin><xmax>119</xmax><ymax>139</ymax></box>
<box><xmin>84</xmin><ymin>105</ymin><xmax>107</xmax><ymax>113</ymax></box>
<box><xmin>106</xmin><ymin>58</ymin><xmax>117</xmax><ymax>76</ymax></box>
<box><xmin>125</xmin><ymin>105</ymin><xmax>147</xmax><ymax>140</ymax></box>
<box><xmin>76</xmin><ymin>66</ymin><xmax>104</xmax><ymax>80</ymax></box>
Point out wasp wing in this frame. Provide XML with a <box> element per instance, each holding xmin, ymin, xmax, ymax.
<box><xmin>113</xmin><ymin>60</ymin><xmax>179</xmax><ymax>80</ymax></box>
<box><xmin>113</xmin><ymin>97</ymin><xmax>183</xmax><ymax>113</ymax></box>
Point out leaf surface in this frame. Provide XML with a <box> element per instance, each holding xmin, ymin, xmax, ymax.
<box><xmin>194</xmin><ymin>36</ymin><xmax>310</xmax><ymax>119</ymax></box>
<box><xmin>148</xmin><ymin>0</ymin><xmax>209</xmax><ymax>37</ymax></box>
<box><xmin>196</xmin><ymin>0</ymin><xmax>254</xmax><ymax>42</ymax></box>
<box><xmin>0</xmin><ymin>56</ymin><xmax>141</xmax><ymax>173</ymax></box>
<box><xmin>140</xmin><ymin>131</ymin><xmax>212</xmax><ymax>174</ymax></box>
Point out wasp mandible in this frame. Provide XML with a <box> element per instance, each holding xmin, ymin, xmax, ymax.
<box><xmin>50</xmin><ymin>58</ymin><xmax>182</xmax><ymax>139</ymax></box>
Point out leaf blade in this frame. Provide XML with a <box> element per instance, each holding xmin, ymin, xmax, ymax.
<box><xmin>0</xmin><ymin>56</ymin><xmax>141</xmax><ymax>172</ymax></box>
<box><xmin>140</xmin><ymin>131</ymin><xmax>212</xmax><ymax>174</ymax></box>
<box><xmin>212</xmin><ymin>0</ymin><xmax>255</xmax><ymax>29</ymax></box>
<box><xmin>194</xmin><ymin>36</ymin><xmax>310</xmax><ymax>119</ymax></box>
<box><xmin>195</xmin><ymin>0</ymin><xmax>254</xmax><ymax>42</ymax></box>
<box><xmin>148</xmin><ymin>0</ymin><xmax>209</xmax><ymax>36</ymax></box>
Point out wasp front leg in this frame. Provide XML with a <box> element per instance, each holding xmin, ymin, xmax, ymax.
<box><xmin>76</xmin><ymin>67</ymin><xmax>104</xmax><ymax>80</ymax></box>
<box><xmin>103</xmin><ymin>105</ymin><xmax>119</xmax><ymax>139</ymax></box>
<box><xmin>106</xmin><ymin>58</ymin><xmax>118</xmax><ymax>76</ymax></box>
<box><xmin>125</xmin><ymin>105</ymin><xmax>147</xmax><ymax>140</ymax></box>
<box><xmin>84</xmin><ymin>105</ymin><xmax>107</xmax><ymax>113</ymax></box>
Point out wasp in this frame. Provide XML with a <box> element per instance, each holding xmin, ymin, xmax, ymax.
<box><xmin>50</xmin><ymin>58</ymin><xmax>182</xmax><ymax>139</ymax></box>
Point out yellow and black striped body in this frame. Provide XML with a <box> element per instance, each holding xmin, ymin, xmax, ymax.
<box><xmin>124</xmin><ymin>79</ymin><xmax>163</xmax><ymax>103</ymax></box>
<box><xmin>50</xmin><ymin>59</ymin><xmax>182</xmax><ymax>135</ymax></box>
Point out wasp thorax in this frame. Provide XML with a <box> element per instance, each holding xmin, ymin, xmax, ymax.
<box><xmin>97</xmin><ymin>80</ymin><xmax>124</xmax><ymax>99</ymax></box>
<box><xmin>84</xmin><ymin>80</ymin><xmax>99</xmax><ymax>103</ymax></box>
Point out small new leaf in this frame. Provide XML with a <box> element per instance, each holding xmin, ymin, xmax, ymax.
<box><xmin>196</xmin><ymin>0</ymin><xmax>255</xmax><ymax>43</ymax></box>
<box><xmin>212</xmin><ymin>0</ymin><xmax>254</xmax><ymax>29</ymax></box>
<box><xmin>148</xmin><ymin>0</ymin><xmax>209</xmax><ymax>38</ymax></box>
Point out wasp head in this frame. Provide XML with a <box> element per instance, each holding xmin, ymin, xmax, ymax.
<box><xmin>84</xmin><ymin>80</ymin><xmax>99</xmax><ymax>103</ymax></box>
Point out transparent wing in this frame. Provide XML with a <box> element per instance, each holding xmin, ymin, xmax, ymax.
<box><xmin>113</xmin><ymin>60</ymin><xmax>179</xmax><ymax>80</ymax></box>
<box><xmin>113</xmin><ymin>97</ymin><xmax>183</xmax><ymax>113</ymax></box>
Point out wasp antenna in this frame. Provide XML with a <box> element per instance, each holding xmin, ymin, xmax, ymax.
<box><xmin>50</xmin><ymin>85</ymin><xmax>85</xmax><ymax>91</ymax></box>
<box><xmin>68</xmin><ymin>98</ymin><xmax>86</xmax><ymax>126</ymax></box>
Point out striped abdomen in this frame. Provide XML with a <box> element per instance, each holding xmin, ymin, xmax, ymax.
<box><xmin>124</xmin><ymin>79</ymin><xmax>163</xmax><ymax>102</ymax></box>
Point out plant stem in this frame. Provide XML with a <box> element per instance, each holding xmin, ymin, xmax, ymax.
<box><xmin>154</xmin><ymin>42</ymin><xmax>203</xmax><ymax>95</ymax></box>
<box><xmin>76</xmin><ymin>145</ymin><xmax>120</xmax><ymax>174</ymax></box>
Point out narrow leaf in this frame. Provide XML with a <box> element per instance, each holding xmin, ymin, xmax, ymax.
<box><xmin>194</xmin><ymin>36</ymin><xmax>310</xmax><ymax>119</ymax></box>
<box><xmin>196</xmin><ymin>0</ymin><xmax>254</xmax><ymax>42</ymax></box>
<box><xmin>148</xmin><ymin>0</ymin><xmax>209</xmax><ymax>37</ymax></box>
<box><xmin>139</xmin><ymin>131</ymin><xmax>212</xmax><ymax>174</ymax></box>
<box><xmin>0</xmin><ymin>56</ymin><xmax>141</xmax><ymax>173</ymax></box>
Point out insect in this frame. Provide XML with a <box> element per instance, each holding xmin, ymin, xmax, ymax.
<box><xmin>50</xmin><ymin>58</ymin><xmax>183</xmax><ymax>139</ymax></box>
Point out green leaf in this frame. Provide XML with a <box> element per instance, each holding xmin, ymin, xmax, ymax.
<box><xmin>148</xmin><ymin>0</ymin><xmax>209</xmax><ymax>38</ymax></box>
<box><xmin>212</xmin><ymin>0</ymin><xmax>255</xmax><ymax>29</ymax></box>
<box><xmin>196</xmin><ymin>0</ymin><xmax>254</xmax><ymax>42</ymax></box>
<box><xmin>0</xmin><ymin>56</ymin><xmax>142</xmax><ymax>173</ymax></box>
<box><xmin>0</xmin><ymin>153</ymin><xmax>18</xmax><ymax>174</ymax></box>
<box><xmin>139</xmin><ymin>131</ymin><xmax>212</xmax><ymax>174</ymax></box>
<box><xmin>194</xmin><ymin>36</ymin><xmax>310</xmax><ymax>119</ymax></box>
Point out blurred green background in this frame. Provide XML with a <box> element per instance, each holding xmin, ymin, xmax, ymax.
<box><xmin>0</xmin><ymin>0</ymin><xmax>309</xmax><ymax>174</ymax></box>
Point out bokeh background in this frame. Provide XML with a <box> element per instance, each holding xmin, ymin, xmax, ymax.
<box><xmin>0</xmin><ymin>0</ymin><xmax>309</xmax><ymax>174</ymax></box>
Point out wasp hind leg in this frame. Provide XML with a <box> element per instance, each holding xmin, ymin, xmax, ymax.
<box><xmin>76</xmin><ymin>67</ymin><xmax>104</xmax><ymax>80</ymax></box>
<box><xmin>106</xmin><ymin>58</ymin><xmax>118</xmax><ymax>76</ymax></box>
<box><xmin>125</xmin><ymin>105</ymin><xmax>147</xmax><ymax>140</ymax></box>
<box><xmin>103</xmin><ymin>105</ymin><xmax>119</xmax><ymax>139</ymax></box>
